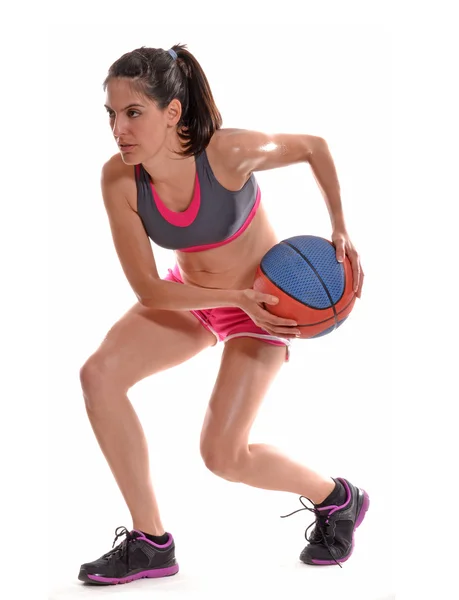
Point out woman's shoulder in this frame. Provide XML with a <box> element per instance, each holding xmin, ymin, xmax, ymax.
<box><xmin>102</xmin><ymin>153</ymin><xmax>138</xmax><ymax>210</ymax></box>
<box><xmin>102</xmin><ymin>152</ymin><xmax>133</xmax><ymax>179</ymax></box>
<box><xmin>208</xmin><ymin>128</ymin><xmax>245</xmax><ymax>154</ymax></box>
<box><xmin>207</xmin><ymin>128</ymin><xmax>245</xmax><ymax>162</ymax></box>
<box><xmin>207</xmin><ymin>129</ymin><xmax>251</xmax><ymax>186</ymax></box>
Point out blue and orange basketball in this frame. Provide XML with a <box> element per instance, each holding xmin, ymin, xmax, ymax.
<box><xmin>253</xmin><ymin>235</ymin><xmax>356</xmax><ymax>339</ymax></box>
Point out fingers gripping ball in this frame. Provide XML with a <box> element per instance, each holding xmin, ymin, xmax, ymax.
<box><xmin>253</xmin><ymin>235</ymin><xmax>357</xmax><ymax>339</ymax></box>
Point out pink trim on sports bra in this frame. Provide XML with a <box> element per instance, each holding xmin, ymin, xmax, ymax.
<box><xmin>178</xmin><ymin>186</ymin><xmax>261</xmax><ymax>253</ymax></box>
<box><xmin>149</xmin><ymin>172</ymin><xmax>201</xmax><ymax>227</ymax></box>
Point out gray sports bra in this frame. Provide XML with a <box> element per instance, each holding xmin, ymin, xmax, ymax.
<box><xmin>134</xmin><ymin>149</ymin><xmax>261</xmax><ymax>252</ymax></box>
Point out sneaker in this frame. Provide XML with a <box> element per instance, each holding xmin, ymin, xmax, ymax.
<box><xmin>78</xmin><ymin>526</ymin><xmax>179</xmax><ymax>585</ymax></box>
<box><xmin>280</xmin><ymin>477</ymin><xmax>370</xmax><ymax>567</ymax></box>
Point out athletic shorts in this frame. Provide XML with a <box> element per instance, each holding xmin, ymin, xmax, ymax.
<box><xmin>163</xmin><ymin>264</ymin><xmax>290</xmax><ymax>362</ymax></box>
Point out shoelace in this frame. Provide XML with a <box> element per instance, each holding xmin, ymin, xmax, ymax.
<box><xmin>280</xmin><ymin>496</ymin><xmax>342</xmax><ymax>568</ymax></box>
<box><xmin>104</xmin><ymin>526</ymin><xmax>137</xmax><ymax>572</ymax></box>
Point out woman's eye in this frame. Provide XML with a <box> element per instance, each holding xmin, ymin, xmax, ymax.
<box><xmin>107</xmin><ymin>111</ymin><xmax>139</xmax><ymax>118</ymax></box>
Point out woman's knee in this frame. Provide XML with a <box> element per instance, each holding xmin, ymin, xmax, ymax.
<box><xmin>200</xmin><ymin>439</ymin><xmax>247</xmax><ymax>481</ymax></box>
<box><xmin>80</xmin><ymin>354</ymin><xmax>121</xmax><ymax>409</ymax></box>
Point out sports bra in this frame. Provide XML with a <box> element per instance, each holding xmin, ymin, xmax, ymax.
<box><xmin>134</xmin><ymin>148</ymin><xmax>261</xmax><ymax>252</ymax></box>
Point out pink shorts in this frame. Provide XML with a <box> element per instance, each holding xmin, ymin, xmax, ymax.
<box><xmin>163</xmin><ymin>265</ymin><xmax>290</xmax><ymax>362</ymax></box>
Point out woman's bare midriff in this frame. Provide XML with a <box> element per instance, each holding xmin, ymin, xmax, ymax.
<box><xmin>117</xmin><ymin>130</ymin><xmax>280</xmax><ymax>291</ymax></box>
<box><xmin>176</xmin><ymin>205</ymin><xmax>279</xmax><ymax>290</ymax></box>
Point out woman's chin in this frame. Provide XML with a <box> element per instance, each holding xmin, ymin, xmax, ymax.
<box><xmin>119</xmin><ymin>149</ymin><xmax>139</xmax><ymax>164</ymax></box>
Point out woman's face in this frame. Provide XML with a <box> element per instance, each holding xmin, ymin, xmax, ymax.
<box><xmin>104</xmin><ymin>78</ymin><xmax>171</xmax><ymax>164</ymax></box>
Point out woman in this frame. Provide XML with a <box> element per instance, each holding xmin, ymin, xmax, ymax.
<box><xmin>78</xmin><ymin>44</ymin><xmax>368</xmax><ymax>585</ymax></box>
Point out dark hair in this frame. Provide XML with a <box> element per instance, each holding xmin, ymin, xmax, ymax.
<box><xmin>102</xmin><ymin>43</ymin><xmax>222</xmax><ymax>158</ymax></box>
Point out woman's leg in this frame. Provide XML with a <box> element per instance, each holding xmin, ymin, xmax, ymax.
<box><xmin>80</xmin><ymin>302</ymin><xmax>216</xmax><ymax>535</ymax></box>
<box><xmin>199</xmin><ymin>337</ymin><xmax>334</xmax><ymax>503</ymax></box>
<box><xmin>200</xmin><ymin>337</ymin><xmax>370</xmax><ymax>569</ymax></box>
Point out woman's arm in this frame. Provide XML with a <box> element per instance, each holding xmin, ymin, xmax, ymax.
<box><xmin>101</xmin><ymin>157</ymin><xmax>241</xmax><ymax>311</ymax></box>
<box><xmin>215</xmin><ymin>129</ymin><xmax>345</xmax><ymax>230</ymax></box>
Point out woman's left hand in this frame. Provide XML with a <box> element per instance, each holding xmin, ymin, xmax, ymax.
<box><xmin>331</xmin><ymin>229</ymin><xmax>364</xmax><ymax>298</ymax></box>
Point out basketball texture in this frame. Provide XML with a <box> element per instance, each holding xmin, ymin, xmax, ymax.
<box><xmin>253</xmin><ymin>235</ymin><xmax>356</xmax><ymax>339</ymax></box>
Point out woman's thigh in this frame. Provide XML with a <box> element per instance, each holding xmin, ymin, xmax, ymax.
<box><xmin>80</xmin><ymin>302</ymin><xmax>217</xmax><ymax>393</ymax></box>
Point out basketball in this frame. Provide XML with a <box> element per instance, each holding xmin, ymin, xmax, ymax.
<box><xmin>253</xmin><ymin>235</ymin><xmax>357</xmax><ymax>339</ymax></box>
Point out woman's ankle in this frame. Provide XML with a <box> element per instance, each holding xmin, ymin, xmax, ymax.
<box><xmin>132</xmin><ymin>521</ymin><xmax>165</xmax><ymax>537</ymax></box>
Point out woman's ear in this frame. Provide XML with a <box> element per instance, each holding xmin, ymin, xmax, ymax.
<box><xmin>166</xmin><ymin>98</ymin><xmax>182</xmax><ymax>126</ymax></box>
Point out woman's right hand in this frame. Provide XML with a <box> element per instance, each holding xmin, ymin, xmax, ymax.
<box><xmin>238</xmin><ymin>289</ymin><xmax>300</xmax><ymax>339</ymax></box>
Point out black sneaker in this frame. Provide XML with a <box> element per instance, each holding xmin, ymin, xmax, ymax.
<box><xmin>280</xmin><ymin>477</ymin><xmax>370</xmax><ymax>567</ymax></box>
<box><xmin>78</xmin><ymin>526</ymin><xmax>179</xmax><ymax>585</ymax></box>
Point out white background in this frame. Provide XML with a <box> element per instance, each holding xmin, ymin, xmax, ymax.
<box><xmin>44</xmin><ymin>21</ymin><xmax>393</xmax><ymax>600</ymax></box>
<box><xmin>2</xmin><ymin>5</ymin><xmax>456</xmax><ymax>598</ymax></box>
